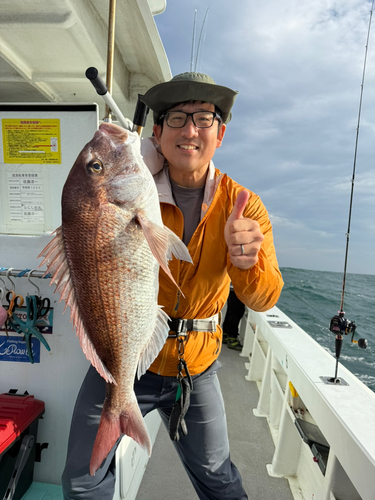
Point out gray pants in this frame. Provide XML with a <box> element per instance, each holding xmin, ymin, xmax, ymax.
<box><xmin>62</xmin><ymin>361</ymin><xmax>248</xmax><ymax>500</ymax></box>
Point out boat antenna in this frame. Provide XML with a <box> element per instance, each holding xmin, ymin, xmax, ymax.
<box><xmin>190</xmin><ymin>10</ymin><xmax>197</xmax><ymax>72</ymax></box>
<box><xmin>327</xmin><ymin>0</ymin><xmax>374</xmax><ymax>384</ymax></box>
<box><xmin>194</xmin><ymin>6</ymin><xmax>210</xmax><ymax>72</ymax></box>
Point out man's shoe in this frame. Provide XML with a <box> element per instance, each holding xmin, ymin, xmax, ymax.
<box><xmin>222</xmin><ymin>332</ymin><xmax>228</xmax><ymax>344</ymax></box>
<box><xmin>227</xmin><ymin>337</ymin><xmax>242</xmax><ymax>351</ymax></box>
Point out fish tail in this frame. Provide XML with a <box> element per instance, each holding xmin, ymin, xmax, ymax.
<box><xmin>119</xmin><ymin>399</ymin><xmax>152</xmax><ymax>457</ymax></box>
<box><xmin>89</xmin><ymin>399</ymin><xmax>151</xmax><ymax>476</ymax></box>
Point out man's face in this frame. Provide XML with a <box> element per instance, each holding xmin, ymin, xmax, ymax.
<box><xmin>153</xmin><ymin>101</ymin><xmax>226</xmax><ymax>181</ymax></box>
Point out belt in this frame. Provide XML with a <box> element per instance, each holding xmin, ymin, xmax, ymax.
<box><xmin>168</xmin><ymin>313</ymin><xmax>220</xmax><ymax>337</ymax></box>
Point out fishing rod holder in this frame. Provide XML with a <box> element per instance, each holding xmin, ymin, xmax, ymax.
<box><xmin>320</xmin><ymin>375</ymin><xmax>349</xmax><ymax>386</ymax></box>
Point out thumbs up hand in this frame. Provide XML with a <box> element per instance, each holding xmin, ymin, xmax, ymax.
<box><xmin>224</xmin><ymin>190</ymin><xmax>264</xmax><ymax>270</ymax></box>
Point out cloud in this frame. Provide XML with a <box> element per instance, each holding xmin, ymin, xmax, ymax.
<box><xmin>154</xmin><ymin>0</ymin><xmax>375</xmax><ymax>274</ymax></box>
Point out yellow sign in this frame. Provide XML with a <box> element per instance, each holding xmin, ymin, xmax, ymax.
<box><xmin>2</xmin><ymin>119</ymin><xmax>61</xmax><ymax>164</ymax></box>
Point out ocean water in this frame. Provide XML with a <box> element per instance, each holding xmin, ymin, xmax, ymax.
<box><xmin>276</xmin><ymin>267</ymin><xmax>375</xmax><ymax>393</ymax></box>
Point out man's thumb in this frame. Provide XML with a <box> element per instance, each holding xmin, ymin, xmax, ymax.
<box><xmin>228</xmin><ymin>190</ymin><xmax>249</xmax><ymax>221</ymax></box>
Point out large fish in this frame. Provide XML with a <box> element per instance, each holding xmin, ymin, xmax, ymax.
<box><xmin>38</xmin><ymin>122</ymin><xmax>192</xmax><ymax>475</ymax></box>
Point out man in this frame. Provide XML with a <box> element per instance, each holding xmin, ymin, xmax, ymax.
<box><xmin>222</xmin><ymin>285</ymin><xmax>245</xmax><ymax>350</ymax></box>
<box><xmin>62</xmin><ymin>72</ymin><xmax>283</xmax><ymax>499</ymax></box>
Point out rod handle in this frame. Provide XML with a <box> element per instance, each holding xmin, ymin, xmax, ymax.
<box><xmin>133</xmin><ymin>94</ymin><xmax>149</xmax><ymax>128</ymax></box>
<box><xmin>85</xmin><ymin>67</ymin><xmax>108</xmax><ymax>96</ymax></box>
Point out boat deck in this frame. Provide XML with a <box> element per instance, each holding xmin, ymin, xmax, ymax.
<box><xmin>136</xmin><ymin>343</ymin><xmax>293</xmax><ymax>500</ymax></box>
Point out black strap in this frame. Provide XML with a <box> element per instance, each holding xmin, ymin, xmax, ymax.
<box><xmin>169</xmin><ymin>377</ymin><xmax>193</xmax><ymax>441</ymax></box>
<box><xmin>168</xmin><ymin>341</ymin><xmax>194</xmax><ymax>442</ymax></box>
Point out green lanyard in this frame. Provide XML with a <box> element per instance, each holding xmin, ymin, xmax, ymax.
<box><xmin>169</xmin><ymin>335</ymin><xmax>194</xmax><ymax>441</ymax></box>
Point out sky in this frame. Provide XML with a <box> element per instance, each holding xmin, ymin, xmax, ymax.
<box><xmin>153</xmin><ymin>0</ymin><xmax>375</xmax><ymax>275</ymax></box>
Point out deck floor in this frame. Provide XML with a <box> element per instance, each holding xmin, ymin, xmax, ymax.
<box><xmin>136</xmin><ymin>343</ymin><xmax>293</xmax><ymax>500</ymax></box>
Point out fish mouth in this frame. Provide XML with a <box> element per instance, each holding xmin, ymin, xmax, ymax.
<box><xmin>98</xmin><ymin>122</ymin><xmax>138</xmax><ymax>146</ymax></box>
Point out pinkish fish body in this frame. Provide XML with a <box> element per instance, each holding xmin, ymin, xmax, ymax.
<box><xmin>38</xmin><ymin>123</ymin><xmax>191</xmax><ymax>475</ymax></box>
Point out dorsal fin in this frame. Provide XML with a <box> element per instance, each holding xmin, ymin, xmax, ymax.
<box><xmin>38</xmin><ymin>228</ymin><xmax>117</xmax><ymax>385</ymax></box>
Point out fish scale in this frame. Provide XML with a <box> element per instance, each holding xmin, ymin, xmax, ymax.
<box><xmin>38</xmin><ymin>122</ymin><xmax>192</xmax><ymax>476</ymax></box>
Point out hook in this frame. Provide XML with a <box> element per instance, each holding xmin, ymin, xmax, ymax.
<box><xmin>0</xmin><ymin>277</ymin><xmax>6</xmax><ymax>302</ymax></box>
<box><xmin>5</xmin><ymin>268</ymin><xmax>15</xmax><ymax>292</ymax></box>
<box><xmin>27</xmin><ymin>270</ymin><xmax>41</xmax><ymax>296</ymax></box>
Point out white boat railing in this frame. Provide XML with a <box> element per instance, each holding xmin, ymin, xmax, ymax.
<box><xmin>239</xmin><ymin>305</ymin><xmax>375</xmax><ymax>500</ymax></box>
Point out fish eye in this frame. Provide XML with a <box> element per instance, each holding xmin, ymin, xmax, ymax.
<box><xmin>87</xmin><ymin>159</ymin><xmax>103</xmax><ymax>174</ymax></box>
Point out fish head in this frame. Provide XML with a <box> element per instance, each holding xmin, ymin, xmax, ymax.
<box><xmin>62</xmin><ymin>122</ymin><xmax>153</xmax><ymax>218</ymax></box>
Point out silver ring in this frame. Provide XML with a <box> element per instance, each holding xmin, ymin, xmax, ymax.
<box><xmin>240</xmin><ymin>244</ymin><xmax>245</xmax><ymax>255</ymax></box>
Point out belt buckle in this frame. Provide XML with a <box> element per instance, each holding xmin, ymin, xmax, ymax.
<box><xmin>169</xmin><ymin>318</ymin><xmax>188</xmax><ymax>338</ymax></box>
<box><xmin>175</xmin><ymin>319</ymin><xmax>185</xmax><ymax>335</ymax></box>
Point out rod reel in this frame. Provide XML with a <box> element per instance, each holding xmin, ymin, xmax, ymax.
<box><xmin>330</xmin><ymin>311</ymin><xmax>367</xmax><ymax>348</ymax></box>
<box><xmin>325</xmin><ymin>311</ymin><xmax>368</xmax><ymax>385</ymax></box>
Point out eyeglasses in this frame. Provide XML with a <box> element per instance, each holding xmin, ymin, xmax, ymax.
<box><xmin>160</xmin><ymin>111</ymin><xmax>221</xmax><ymax>129</ymax></box>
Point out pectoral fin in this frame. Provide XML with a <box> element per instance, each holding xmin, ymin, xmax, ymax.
<box><xmin>137</xmin><ymin>306</ymin><xmax>170</xmax><ymax>379</ymax></box>
<box><xmin>136</xmin><ymin>213</ymin><xmax>193</xmax><ymax>292</ymax></box>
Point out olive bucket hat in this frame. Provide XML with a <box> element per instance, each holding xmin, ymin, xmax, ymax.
<box><xmin>141</xmin><ymin>72</ymin><xmax>238</xmax><ymax>124</ymax></box>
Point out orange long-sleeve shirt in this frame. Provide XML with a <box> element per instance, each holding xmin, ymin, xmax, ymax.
<box><xmin>148</xmin><ymin>167</ymin><xmax>283</xmax><ymax>377</ymax></box>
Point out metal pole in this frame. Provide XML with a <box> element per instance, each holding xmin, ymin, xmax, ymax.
<box><xmin>0</xmin><ymin>268</ymin><xmax>51</xmax><ymax>280</ymax></box>
<box><xmin>105</xmin><ymin>0</ymin><xmax>117</xmax><ymax>121</ymax></box>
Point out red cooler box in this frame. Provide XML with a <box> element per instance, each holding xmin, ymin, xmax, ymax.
<box><xmin>0</xmin><ymin>392</ymin><xmax>45</xmax><ymax>500</ymax></box>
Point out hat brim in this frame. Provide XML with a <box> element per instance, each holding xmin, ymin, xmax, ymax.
<box><xmin>141</xmin><ymin>80</ymin><xmax>238</xmax><ymax>124</ymax></box>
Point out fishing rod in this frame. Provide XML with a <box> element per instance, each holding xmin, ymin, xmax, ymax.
<box><xmin>190</xmin><ymin>9</ymin><xmax>197</xmax><ymax>72</ymax></box>
<box><xmin>327</xmin><ymin>1</ymin><xmax>374</xmax><ymax>385</ymax></box>
<box><xmin>189</xmin><ymin>7</ymin><xmax>210</xmax><ymax>73</ymax></box>
<box><xmin>194</xmin><ymin>7</ymin><xmax>210</xmax><ymax>72</ymax></box>
<box><xmin>86</xmin><ymin>67</ymin><xmax>149</xmax><ymax>136</ymax></box>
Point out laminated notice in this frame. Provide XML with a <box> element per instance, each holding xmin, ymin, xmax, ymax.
<box><xmin>7</xmin><ymin>171</ymin><xmax>45</xmax><ymax>223</ymax></box>
<box><xmin>2</xmin><ymin>118</ymin><xmax>61</xmax><ymax>164</ymax></box>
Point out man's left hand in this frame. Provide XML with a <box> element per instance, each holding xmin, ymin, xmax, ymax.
<box><xmin>224</xmin><ymin>190</ymin><xmax>264</xmax><ymax>270</ymax></box>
